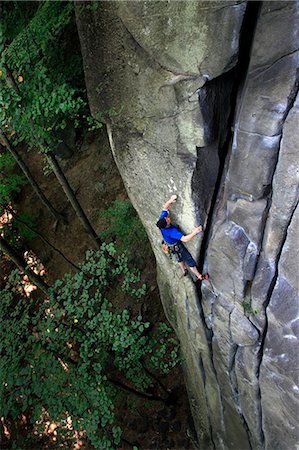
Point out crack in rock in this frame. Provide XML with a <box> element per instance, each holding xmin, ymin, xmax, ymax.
<box><xmin>249</xmin><ymin>49</ymin><xmax>299</xmax><ymax>77</ymax></box>
<box><xmin>236</xmin><ymin>127</ymin><xmax>281</xmax><ymax>138</ymax></box>
<box><xmin>198</xmin><ymin>354</ymin><xmax>217</xmax><ymax>450</ymax></box>
<box><xmin>228</xmin><ymin>312</ymin><xmax>254</xmax><ymax>450</ymax></box>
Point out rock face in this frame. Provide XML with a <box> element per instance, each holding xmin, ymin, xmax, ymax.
<box><xmin>76</xmin><ymin>2</ymin><xmax>299</xmax><ymax>449</ymax></box>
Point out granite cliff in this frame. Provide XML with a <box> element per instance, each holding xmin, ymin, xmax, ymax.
<box><xmin>76</xmin><ymin>2</ymin><xmax>299</xmax><ymax>449</ymax></box>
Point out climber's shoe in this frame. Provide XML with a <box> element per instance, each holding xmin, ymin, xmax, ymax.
<box><xmin>180</xmin><ymin>269</ymin><xmax>188</xmax><ymax>279</ymax></box>
<box><xmin>194</xmin><ymin>273</ymin><xmax>209</xmax><ymax>283</ymax></box>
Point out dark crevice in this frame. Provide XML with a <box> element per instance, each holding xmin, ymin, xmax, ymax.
<box><xmin>198</xmin><ymin>355</ymin><xmax>216</xmax><ymax>450</ymax></box>
<box><xmin>228</xmin><ymin>342</ymin><xmax>239</xmax><ymax>405</ymax></box>
<box><xmin>243</xmin><ymin>280</ymin><xmax>253</xmax><ymax>300</ymax></box>
<box><xmin>228</xmin><ymin>315</ymin><xmax>254</xmax><ymax>450</ymax></box>
<box><xmin>195</xmin><ymin>1</ymin><xmax>262</xmax><ymax>271</ymax></box>
<box><xmin>194</xmin><ymin>285</ymin><xmax>216</xmax><ymax>376</ymax></box>
<box><xmin>240</xmin><ymin>411</ymin><xmax>254</xmax><ymax>450</ymax></box>
<box><xmin>241</xmin><ymin>78</ymin><xmax>299</xmax><ymax>450</ymax></box>
<box><xmin>193</xmin><ymin>0</ymin><xmax>262</xmax><ymax>414</ymax></box>
<box><xmin>247</xmin><ymin>79</ymin><xmax>299</xmax><ymax>445</ymax></box>
<box><xmin>246</xmin><ymin>317</ymin><xmax>261</xmax><ymax>338</ymax></box>
<box><xmin>198</xmin><ymin>70</ymin><xmax>235</xmax><ymax>148</ymax></box>
<box><xmin>255</xmin><ymin>198</ymin><xmax>299</xmax><ymax>447</ymax></box>
<box><xmin>194</xmin><ymin>283</ymin><xmax>225</xmax><ymax>446</ymax></box>
<box><xmin>185</xmin><ymin>296</ymin><xmax>191</xmax><ymax>330</ymax></box>
<box><xmin>280</xmin><ymin>74</ymin><xmax>299</xmax><ymax>129</ymax></box>
<box><xmin>191</xmin><ymin>2</ymin><xmax>262</xmax><ymax>447</ymax></box>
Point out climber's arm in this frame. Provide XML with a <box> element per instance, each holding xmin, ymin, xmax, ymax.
<box><xmin>162</xmin><ymin>194</ymin><xmax>177</xmax><ymax>211</ymax></box>
<box><xmin>181</xmin><ymin>225</ymin><xmax>202</xmax><ymax>243</ymax></box>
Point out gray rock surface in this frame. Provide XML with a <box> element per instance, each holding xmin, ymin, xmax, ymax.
<box><xmin>76</xmin><ymin>1</ymin><xmax>299</xmax><ymax>449</ymax></box>
<box><xmin>260</xmin><ymin>205</ymin><xmax>299</xmax><ymax>450</ymax></box>
<box><xmin>206</xmin><ymin>2</ymin><xmax>299</xmax><ymax>449</ymax></box>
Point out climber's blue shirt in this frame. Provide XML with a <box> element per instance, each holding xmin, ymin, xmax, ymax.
<box><xmin>159</xmin><ymin>210</ymin><xmax>183</xmax><ymax>244</ymax></box>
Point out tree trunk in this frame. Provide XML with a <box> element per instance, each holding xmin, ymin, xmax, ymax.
<box><xmin>0</xmin><ymin>204</ymin><xmax>80</xmax><ymax>272</ymax></box>
<box><xmin>3</xmin><ymin>64</ymin><xmax>100</xmax><ymax>249</ymax></box>
<box><xmin>107</xmin><ymin>376</ymin><xmax>168</xmax><ymax>403</ymax></box>
<box><xmin>0</xmin><ymin>130</ymin><xmax>66</xmax><ymax>223</ymax></box>
<box><xmin>46</xmin><ymin>151</ymin><xmax>101</xmax><ymax>249</ymax></box>
<box><xmin>0</xmin><ymin>237</ymin><xmax>50</xmax><ymax>295</ymax></box>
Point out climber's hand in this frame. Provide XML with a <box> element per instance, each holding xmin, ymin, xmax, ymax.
<box><xmin>194</xmin><ymin>225</ymin><xmax>203</xmax><ymax>234</ymax></box>
<box><xmin>163</xmin><ymin>194</ymin><xmax>177</xmax><ymax>210</ymax></box>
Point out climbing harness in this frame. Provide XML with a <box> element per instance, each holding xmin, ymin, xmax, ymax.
<box><xmin>161</xmin><ymin>240</ymin><xmax>182</xmax><ymax>259</ymax></box>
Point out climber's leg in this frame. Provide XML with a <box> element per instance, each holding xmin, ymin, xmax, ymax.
<box><xmin>178</xmin><ymin>261</ymin><xmax>188</xmax><ymax>275</ymax></box>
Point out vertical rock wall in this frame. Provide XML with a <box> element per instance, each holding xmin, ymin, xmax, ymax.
<box><xmin>205</xmin><ymin>3</ymin><xmax>299</xmax><ymax>449</ymax></box>
<box><xmin>76</xmin><ymin>1</ymin><xmax>299</xmax><ymax>449</ymax></box>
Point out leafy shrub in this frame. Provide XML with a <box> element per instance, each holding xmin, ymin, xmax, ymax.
<box><xmin>0</xmin><ymin>245</ymin><xmax>179</xmax><ymax>449</ymax></box>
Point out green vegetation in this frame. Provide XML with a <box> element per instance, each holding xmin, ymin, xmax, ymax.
<box><xmin>0</xmin><ymin>152</ymin><xmax>25</xmax><ymax>203</ymax></box>
<box><xmin>0</xmin><ymin>1</ymin><xmax>102</xmax><ymax>247</ymax></box>
<box><xmin>0</xmin><ymin>1</ymin><xmax>85</xmax><ymax>150</ymax></box>
<box><xmin>98</xmin><ymin>199</ymin><xmax>148</xmax><ymax>252</ymax></box>
<box><xmin>0</xmin><ymin>244</ymin><xmax>179</xmax><ymax>449</ymax></box>
<box><xmin>0</xmin><ymin>152</ymin><xmax>37</xmax><ymax>243</ymax></box>
<box><xmin>242</xmin><ymin>300</ymin><xmax>259</xmax><ymax>316</ymax></box>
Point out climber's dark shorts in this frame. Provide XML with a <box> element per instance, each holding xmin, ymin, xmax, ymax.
<box><xmin>172</xmin><ymin>241</ymin><xmax>197</xmax><ymax>267</ymax></box>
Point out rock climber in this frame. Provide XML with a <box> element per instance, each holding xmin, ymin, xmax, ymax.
<box><xmin>156</xmin><ymin>194</ymin><xmax>208</xmax><ymax>282</ymax></box>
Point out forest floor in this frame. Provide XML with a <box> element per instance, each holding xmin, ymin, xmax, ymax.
<box><xmin>14</xmin><ymin>128</ymin><xmax>196</xmax><ymax>450</ymax></box>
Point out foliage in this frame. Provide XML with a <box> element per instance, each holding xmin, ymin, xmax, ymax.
<box><xmin>0</xmin><ymin>151</ymin><xmax>37</xmax><ymax>244</ymax></box>
<box><xmin>0</xmin><ymin>62</ymin><xmax>85</xmax><ymax>151</ymax></box>
<box><xmin>97</xmin><ymin>200</ymin><xmax>148</xmax><ymax>252</ymax></box>
<box><xmin>0</xmin><ymin>151</ymin><xmax>26</xmax><ymax>204</ymax></box>
<box><xmin>0</xmin><ymin>244</ymin><xmax>179</xmax><ymax>449</ymax></box>
<box><xmin>0</xmin><ymin>1</ymin><xmax>87</xmax><ymax>151</ymax></box>
<box><xmin>0</xmin><ymin>1</ymin><xmax>38</xmax><ymax>44</ymax></box>
<box><xmin>1</xmin><ymin>2</ymin><xmax>73</xmax><ymax>71</ymax></box>
<box><xmin>10</xmin><ymin>212</ymin><xmax>37</xmax><ymax>242</ymax></box>
<box><xmin>86</xmin><ymin>114</ymin><xmax>104</xmax><ymax>132</ymax></box>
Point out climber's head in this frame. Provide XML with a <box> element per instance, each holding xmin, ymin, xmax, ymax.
<box><xmin>156</xmin><ymin>216</ymin><xmax>171</xmax><ymax>229</ymax></box>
